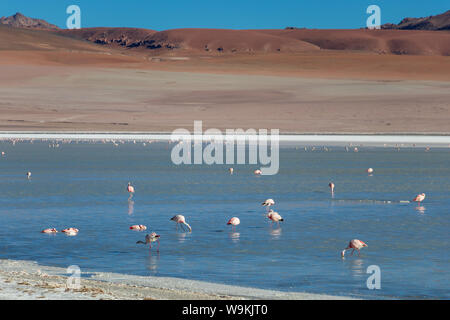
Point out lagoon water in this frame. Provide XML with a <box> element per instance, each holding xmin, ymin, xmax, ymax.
<box><xmin>0</xmin><ymin>141</ymin><xmax>449</xmax><ymax>299</ymax></box>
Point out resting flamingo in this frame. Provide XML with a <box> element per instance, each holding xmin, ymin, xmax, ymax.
<box><xmin>171</xmin><ymin>215</ymin><xmax>192</xmax><ymax>232</ymax></box>
<box><xmin>137</xmin><ymin>232</ymin><xmax>160</xmax><ymax>251</ymax></box>
<box><xmin>130</xmin><ymin>225</ymin><xmax>147</xmax><ymax>231</ymax></box>
<box><xmin>413</xmin><ymin>193</ymin><xmax>426</xmax><ymax>205</ymax></box>
<box><xmin>227</xmin><ymin>217</ymin><xmax>240</xmax><ymax>231</ymax></box>
<box><xmin>127</xmin><ymin>182</ymin><xmax>135</xmax><ymax>200</ymax></box>
<box><xmin>341</xmin><ymin>239</ymin><xmax>367</xmax><ymax>258</ymax></box>
<box><xmin>61</xmin><ymin>228</ymin><xmax>79</xmax><ymax>236</ymax></box>
<box><xmin>41</xmin><ymin>228</ymin><xmax>58</xmax><ymax>234</ymax></box>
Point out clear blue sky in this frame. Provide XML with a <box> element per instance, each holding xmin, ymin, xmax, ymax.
<box><xmin>0</xmin><ymin>0</ymin><xmax>448</xmax><ymax>30</ymax></box>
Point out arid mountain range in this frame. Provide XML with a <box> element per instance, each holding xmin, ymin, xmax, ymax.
<box><xmin>1</xmin><ymin>11</ymin><xmax>449</xmax><ymax>56</ymax></box>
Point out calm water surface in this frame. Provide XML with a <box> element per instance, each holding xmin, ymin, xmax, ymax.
<box><xmin>0</xmin><ymin>141</ymin><xmax>449</xmax><ymax>299</ymax></box>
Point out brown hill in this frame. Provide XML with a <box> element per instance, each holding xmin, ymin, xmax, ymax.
<box><xmin>0</xmin><ymin>12</ymin><xmax>60</xmax><ymax>30</ymax></box>
<box><xmin>254</xmin><ymin>29</ymin><xmax>450</xmax><ymax>56</ymax></box>
<box><xmin>59</xmin><ymin>28</ymin><xmax>320</xmax><ymax>54</ymax></box>
<box><xmin>382</xmin><ymin>10</ymin><xmax>450</xmax><ymax>30</ymax></box>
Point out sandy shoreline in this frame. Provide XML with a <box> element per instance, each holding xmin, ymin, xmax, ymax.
<box><xmin>0</xmin><ymin>259</ymin><xmax>353</xmax><ymax>300</ymax></box>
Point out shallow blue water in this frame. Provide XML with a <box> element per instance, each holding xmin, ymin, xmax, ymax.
<box><xmin>0</xmin><ymin>141</ymin><xmax>449</xmax><ymax>299</ymax></box>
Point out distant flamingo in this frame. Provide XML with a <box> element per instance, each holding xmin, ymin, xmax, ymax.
<box><xmin>61</xmin><ymin>228</ymin><xmax>79</xmax><ymax>236</ymax></box>
<box><xmin>254</xmin><ymin>169</ymin><xmax>262</xmax><ymax>175</ymax></box>
<box><xmin>229</xmin><ymin>168</ymin><xmax>234</xmax><ymax>174</ymax></box>
<box><xmin>127</xmin><ymin>182</ymin><xmax>135</xmax><ymax>200</ymax></box>
<box><xmin>367</xmin><ymin>168</ymin><xmax>374</xmax><ymax>174</ymax></box>
<box><xmin>267</xmin><ymin>209</ymin><xmax>283</xmax><ymax>226</ymax></box>
<box><xmin>341</xmin><ymin>239</ymin><xmax>367</xmax><ymax>258</ymax></box>
<box><xmin>227</xmin><ymin>217</ymin><xmax>240</xmax><ymax>231</ymax></box>
<box><xmin>328</xmin><ymin>182</ymin><xmax>335</xmax><ymax>195</ymax></box>
<box><xmin>170</xmin><ymin>215</ymin><xmax>192</xmax><ymax>232</ymax></box>
<box><xmin>413</xmin><ymin>193</ymin><xmax>426</xmax><ymax>205</ymax></box>
<box><xmin>26</xmin><ymin>171</ymin><xmax>31</xmax><ymax>179</ymax></box>
<box><xmin>41</xmin><ymin>228</ymin><xmax>58</xmax><ymax>234</ymax></box>
<box><xmin>261</xmin><ymin>198</ymin><xmax>275</xmax><ymax>210</ymax></box>
<box><xmin>137</xmin><ymin>232</ymin><xmax>160</xmax><ymax>251</ymax></box>
<box><xmin>130</xmin><ymin>225</ymin><xmax>147</xmax><ymax>231</ymax></box>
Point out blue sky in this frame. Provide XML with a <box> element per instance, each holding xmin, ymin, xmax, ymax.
<box><xmin>0</xmin><ymin>0</ymin><xmax>448</xmax><ymax>30</ymax></box>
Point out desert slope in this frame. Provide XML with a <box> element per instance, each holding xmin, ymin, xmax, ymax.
<box><xmin>253</xmin><ymin>29</ymin><xmax>450</xmax><ymax>56</ymax></box>
<box><xmin>60</xmin><ymin>28</ymin><xmax>320</xmax><ymax>54</ymax></box>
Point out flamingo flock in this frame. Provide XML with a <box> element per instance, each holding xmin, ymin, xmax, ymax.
<box><xmin>28</xmin><ymin>146</ymin><xmax>429</xmax><ymax>260</ymax></box>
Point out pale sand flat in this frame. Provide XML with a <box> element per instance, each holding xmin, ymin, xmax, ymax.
<box><xmin>0</xmin><ymin>259</ymin><xmax>354</xmax><ymax>300</ymax></box>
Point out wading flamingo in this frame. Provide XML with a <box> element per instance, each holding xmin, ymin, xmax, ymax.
<box><xmin>341</xmin><ymin>239</ymin><xmax>367</xmax><ymax>258</ymax></box>
<box><xmin>367</xmin><ymin>168</ymin><xmax>374</xmax><ymax>174</ymax></box>
<box><xmin>267</xmin><ymin>210</ymin><xmax>283</xmax><ymax>226</ymax></box>
<box><xmin>41</xmin><ymin>228</ymin><xmax>58</xmax><ymax>234</ymax></box>
<box><xmin>130</xmin><ymin>225</ymin><xmax>147</xmax><ymax>231</ymax></box>
<box><xmin>254</xmin><ymin>169</ymin><xmax>262</xmax><ymax>175</ymax></box>
<box><xmin>329</xmin><ymin>182</ymin><xmax>335</xmax><ymax>195</ymax></box>
<box><xmin>171</xmin><ymin>215</ymin><xmax>192</xmax><ymax>232</ymax></box>
<box><xmin>26</xmin><ymin>171</ymin><xmax>31</xmax><ymax>179</ymax></box>
<box><xmin>261</xmin><ymin>199</ymin><xmax>275</xmax><ymax>210</ymax></box>
<box><xmin>413</xmin><ymin>193</ymin><xmax>426</xmax><ymax>205</ymax></box>
<box><xmin>137</xmin><ymin>232</ymin><xmax>160</xmax><ymax>251</ymax></box>
<box><xmin>229</xmin><ymin>168</ymin><xmax>234</xmax><ymax>174</ymax></box>
<box><xmin>227</xmin><ymin>217</ymin><xmax>240</xmax><ymax>231</ymax></box>
<box><xmin>127</xmin><ymin>182</ymin><xmax>135</xmax><ymax>200</ymax></box>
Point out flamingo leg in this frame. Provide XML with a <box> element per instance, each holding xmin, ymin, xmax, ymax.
<box><xmin>351</xmin><ymin>249</ymin><xmax>354</xmax><ymax>256</ymax></box>
<box><xmin>157</xmin><ymin>240</ymin><xmax>160</xmax><ymax>252</ymax></box>
<box><xmin>357</xmin><ymin>249</ymin><xmax>360</xmax><ymax>256</ymax></box>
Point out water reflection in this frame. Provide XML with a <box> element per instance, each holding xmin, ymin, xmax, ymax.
<box><xmin>347</xmin><ymin>258</ymin><xmax>365</xmax><ymax>278</ymax></box>
<box><xmin>229</xmin><ymin>232</ymin><xmax>240</xmax><ymax>243</ymax></box>
<box><xmin>128</xmin><ymin>200</ymin><xmax>134</xmax><ymax>215</ymax></box>
<box><xmin>145</xmin><ymin>251</ymin><xmax>160</xmax><ymax>272</ymax></box>
<box><xmin>415</xmin><ymin>206</ymin><xmax>426</xmax><ymax>214</ymax></box>
<box><xmin>176</xmin><ymin>232</ymin><xmax>188</xmax><ymax>243</ymax></box>
<box><xmin>269</xmin><ymin>227</ymin><xmax>282</xmax><ymax>240</ymax></box>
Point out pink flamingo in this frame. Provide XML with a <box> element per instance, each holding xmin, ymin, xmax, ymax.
<box><xmin>61</xmin><ymin>228</ymin><xmax>79</xmax><ymax>236</ymax></box>
<box><xmin>261</xmin><ymin>198</ymin><xmax>275</xmax><ymax>211</ymax></box>
<box><xmin>170</xmin><ymin>215</ymin><xmax>192</xmax><ymax>232</ymax></box>
<box><xmin>227</xmin><ymin>217</ymin><xmax>240</xmax><ymax>231</ymax></box>
<box><xmin>130</xmin><ymin>225</ymin><xmax>147</xmax><ymax>231</ymax></box>
<box><xmin>127</xmin><ymin>182</ymin><xmax>135</xmax><ymax>200</ymax></box>
<box><xmin>328</xmin><ymin>182</ymin><xmax>335</xmax><ymax>195</ymax></box>
<box><xmin>137</xmin><ymin>232</ymin><xmax>160</xmax><ymax>251</ymax></box>
<box><xmin>413</xmin><ymin>193</ymin><xmax>426</xmax><ymax>205</ymax></box>
<box><xmin>367</xmin><ymin>168</ymin><xmax>374</xmax><ymax>174</ymax></box>
<box><xmin>254</xmin><ymin>169</ymin><xmax>262</xmax><ymax>175</ymax></box>
<box><xmin>341</xmin><ymin>239</ymin><xmax>367</xmax><ymax>258</ymax></box>
<box><xmin>41</xmin><ymin>228</ymin><xmax>58</xmax><ymax>234</ymax></box>
<box><xmin>267</xmin><ymin>210</ymin><xmax>283</xmax><ymax>226</ymax></box>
